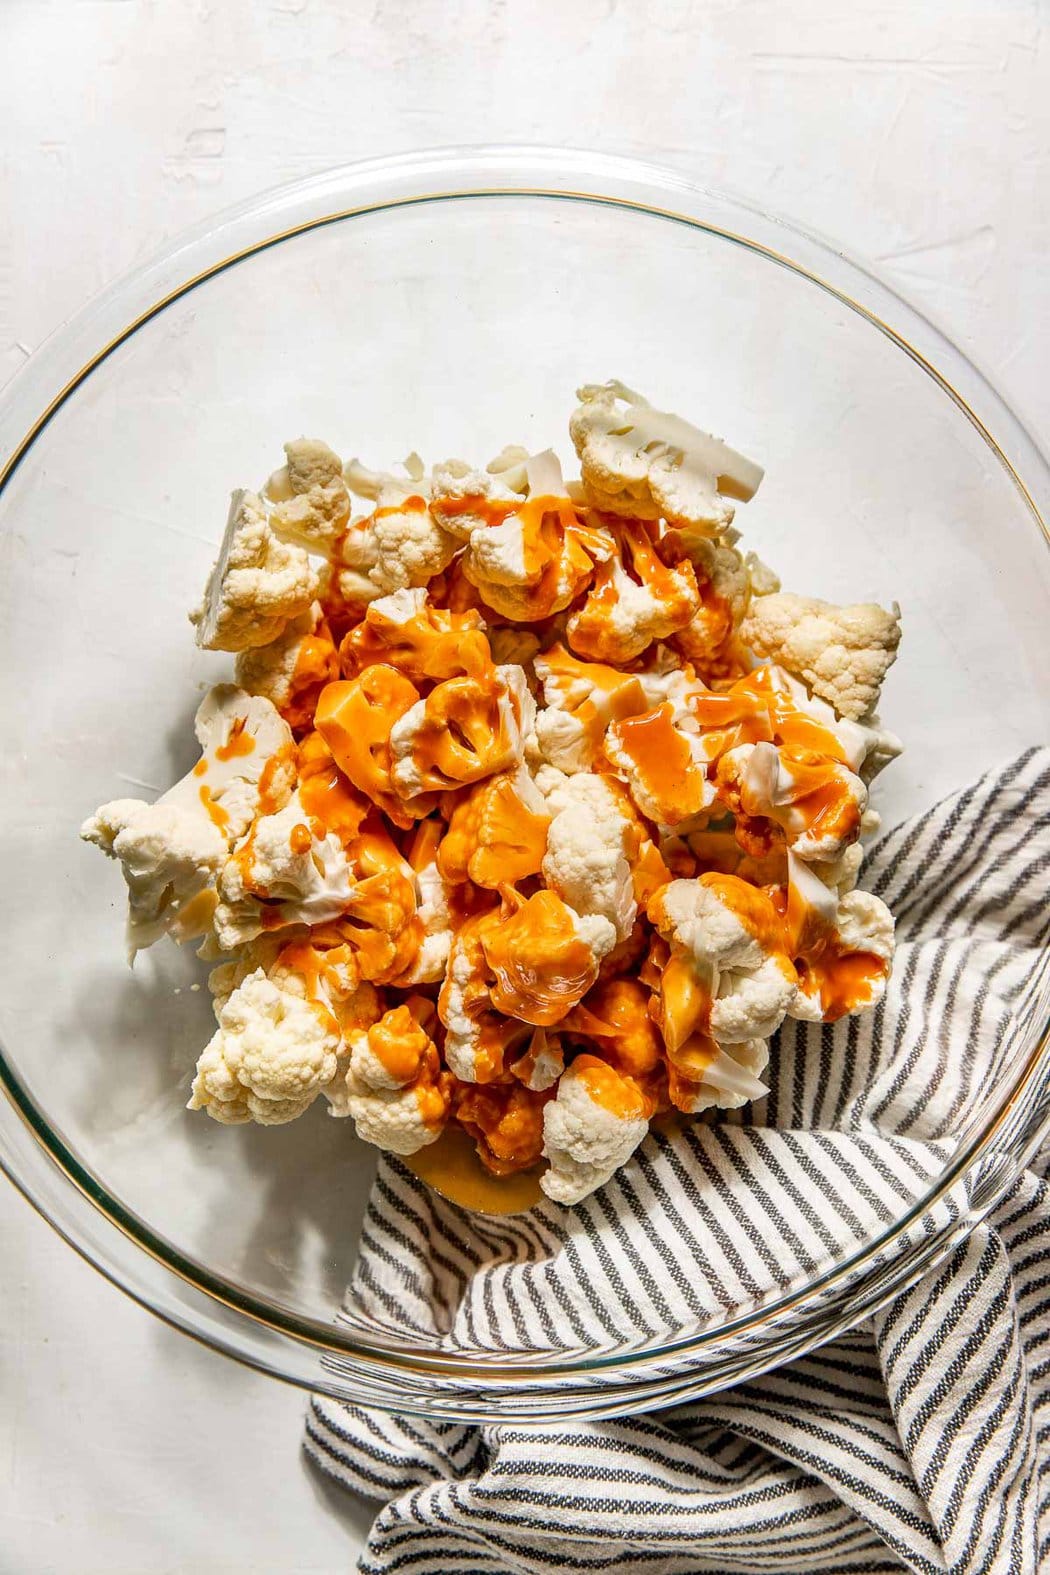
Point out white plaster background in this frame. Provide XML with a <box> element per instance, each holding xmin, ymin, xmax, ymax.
<box><xmin>1</xmin><ymin>2</ymin><xmax>1048</xmax><ymax>1570</ymax></box>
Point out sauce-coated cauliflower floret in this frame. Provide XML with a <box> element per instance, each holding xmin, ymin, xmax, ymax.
<box><xmin>457</xmin><ymin>453</ymin><xmax>615</xmax><ymax>623</ymax></box>
<box><xmin>314</xmin><ymin>666</ymin><xmax>433</xmax><ymax>828</ymax></box>
<box><xmin>329</xmin><ymin>1001</ymin><xmax>451</xmax><ymax>1155</ymax></box>
<box><xmin>394</xmin><ymin>821</ymin><xmax>454</xmax><ymax>986</ymax></box>
<box><xmin>339</xmin><ymin>587</ymin><xmax>494</xmax><ymax>687</ymax></box>
<box><xmin>540</xmin><ymin>771</ymin><xmax>638</xmax><ymax>944</ymax></box>
<box><xmin>438</xmin><ymin>766</ymin><xmax>550</xmax><ymax>889</ymax></box>
<box><xmin>482</xmin><ymin>889</ymin><xmax>615</xmax><ymax>1025</ymax></box>
<box><xmin>665</xmin><ymin>534</ymin><xmax>752</xmax><ymax>676</ymax></box>
<box><xmin>389</xmin><ymin>664</ymin><xmax>534</xmax><ymax>798</ymax></box>
<box><xmin>605</xmin><ymin>685</ymin><xmax>719</xmax><ymax>828</ymax></box>
<box><xmin>541</xmin><ymin>1055</ymin><xmax>651</xmax><ymax>1204</ymax></box>
<box><xmin>234</xmin><ymin>606</ymin><xmax>340</xmax><ymax>731</ymax></box>
<box><xmin>188</xmin><ymin>968</ymin><xmax>341</xmax><ymax>1125</ymax></box>
<box><xmin>437</xmin><ymin>910</ymin><xmax>530</xmax><ymax>1083</ymax></box>
<box><xmin>532</xmin><ymin>645</ymin><xmax>649</xmax><ymax>773</ymax></box>
<box><xmin>191</xmin><ymin>490</ymin><xmax>320</xmax><ymax>652</ymax></box>
<box><xmin>567</xmin><ymin>519</ymin><xmax>701</xmax><ymax>664</ymax></box>
<box><xmin>427</xmin><ymin>460</ymin><xmax>522</xmax><ymax>541</ymax></box>
<box><xmin>648</xmin><ymin>876</ymin><xmax>799</xmax><ymax>1048</ymax></box>
<box><xmin>715</xmin><ymin>740</ymin><xmax>868</xmax><ymax>863</ymax></box>
<box><xmin>214</xmin><ymin>793</ymin><xmax>354</xmax><ymax>948</ymax></box>
<box><xmin>741</xmin><ymin>592</ymin><xmax>902</xmax><ymax>721</ymax></box>
<box><xmin>569</xmin><ymin>380</ymin><xmax>764</xmax><ymax>532</ymax></box>
<box><xmin>785</xmin><ymin>854</ymin><xmax>895</xmax><ymax>1022</ymax></box>
<box><xmin>455</xmin><ymin>1080</ymin><xmax>553</xmax><ymax>1174</ymax></box>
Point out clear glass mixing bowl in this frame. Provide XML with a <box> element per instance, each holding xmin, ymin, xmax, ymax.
<box><xmin>1</xmin><ymin>148</ymin><xmax>1049</xmax><ymax>1420</ymax></box>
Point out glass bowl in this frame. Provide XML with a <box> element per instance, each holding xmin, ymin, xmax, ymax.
<box><xmin>2</xmin><ymin>147</ymin><xmax>1049</xmax><ymax>1421</ymax></box>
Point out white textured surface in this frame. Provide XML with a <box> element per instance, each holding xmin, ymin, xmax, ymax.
<box><xmin>2</xmin><ymin>2</ymin><xmax>1048</xmax><ymax>1571</ymax></box>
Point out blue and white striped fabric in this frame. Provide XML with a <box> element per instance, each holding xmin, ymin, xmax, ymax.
<box><xmin>305</xmin><ymin>749</ymin><xmax>1050</xmax><ymax>1575</ymax></box>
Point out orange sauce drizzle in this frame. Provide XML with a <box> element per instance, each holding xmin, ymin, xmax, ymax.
<box><xmin>198</xmin><ymin>784</ymin><xmax>230</xmax><ymax>831</ymax></box>
<box><xmin>215</xmin><ymin>715</ymin><xmax>256</xmax><ymax>761</ymax></box>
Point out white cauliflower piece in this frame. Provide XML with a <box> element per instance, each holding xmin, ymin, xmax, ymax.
<box><xmin>541</xmin><ymin>1057</ymin><xmax>650</xmax><ymax>1204</ymax></box>
<box><xmin>485</xmin><ymin>443</ymin><xmax>531</xmax><ymax>494</ymax></box>
<box><xmin>269</xmin><ymin>481</ymin><xmax>351</xmax><ymax>557</ymax></box>
<box><xmin>510</xmin><ymin>1028</ymin><xmax>565</xmax><ymax>1092</ymax></box>
<box><xmin>284</xmin><ymin>437</ymin><xmax>344</xmax><ymax>494</ymax></box>
<box><xmin>81</xmin><ymin>687</ymin><xmax>295</xmax><ymax>953</ymax></box>
<box><xmin>344</xmin><ymin>453</ymin><xmax>429</xmax><ymax>502</ymax></box>
<box><xmin>650</xmin><ymin>879</ymin><xmax>799</xmax><ymax>1044</ymax></box>
<box><xmin>428</xmin><ymin>460</ymin><xmax>521</xmax><ymax>541</ymax></box>
<box><xmin>214</xmin><ymin>793</ymin><xmax>354</xmax><ymax>948</ymax></box>
<box><xmin>570</xmin><ymin>380</ymin><xmax>764</xmax><ymax>531</ymax></box>
<box><xmin>190</xmin><ymin>490</ymin><xmax>320</xmax><ymax>652</ymax></box>
<box><xmin>566</xmin><ymin>543</ymin><xmax>699</xmax><ymax>664</ymax></box>
<box><xmin>81</xmin><ymin>798</ymin><xmax>226</xmax><ymax>956</ymax></box>
<box><xmin>742</xmin><ymin>593</ymin><xmax>902</xmax><ymax>721</ymax></box>
<box><xmin>366</xmin><ymin>499</ymin><xmax>458</xmax><ymax>593</ymax></box>
<box><xmin>234</xmin><ymin>606</ymin><xmax>323</xmax><ymax>713</ymax></box>
<box><xmin>541</xmin><ymin>772</ymin><xmax>637</xmax><ymax>944</ymax></box>
<box><xmin>188</xmin><ymin>968</ymin><xmax>341</xmax><ymax>1125</ymax></box>
<box><xmin>397</xmin><ymin>857</ymin><xmax>453</xmax><ymax>986</ymax></box>
<box><xmin>785</xmin><ymin>855</ymin><xmax>895</xmax><ymax>1022</ymax></box>
<box><xmin>671</xmin><ymin>1039</ymin><xmax>770</xmax><ymax>1113</ymax></box>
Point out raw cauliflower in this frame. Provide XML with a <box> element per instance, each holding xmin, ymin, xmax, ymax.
<box><xmin>233</xmin><ymin>605</ymin><xmax>339</xmax><ymax>722</ymax></box>
<box><xmin>81</xmin><ymin>798</ymin><xmax>227</xmax><ymax>956</ymax></box>
<box><xmin>541</xmin><ymin>772</ymin><xmax>638</xmax><ymax>944</ymax></box>
<box><xmin>190</xmin><ymin>490</ymin><xmax>320</xmax><ymax>652</ymax></box>
<box><xmin>81</xmin><ymin>686</ymin><xmax>295</xmax><ymax>952</ymax></box>
<box><xmin>742</xmin><ymin>592</ymin><xmax>902</xmax><ymax>720</ymax></box>
<box><xmin>569</xmin><ymin>380</ymin><xmax>764</xmax><ymax>531</ymax></box>
<box><xmin>541</xmin><ymin>1056</ymin><xmax>650</xmax><ymax>1204</ymax></box>
<box><xmin>648</xmin><ymin>878</ymin><xmax>799</xmax><ymax>1044</ymax></box>
<box><xmin>214</xmin><ymin>792</ymin><xmax>354</xmax><ymax>948</ymax></box>
<box><xmin>188</xmin><ymin>968</ymin><xmax>341</xmax><ymax>1125</ymax></box>
<box><xmin>328</xmin><ymin>1004</ymin><xmax>450</xmax><ymax>1155</ymax></box>
<box><xmin>670</xmin><ymin>1038</ymin><xmax>771</xmax><ymax>1114</ymax></box>
<box><xmin>785</xmin><ymin>855</ymin><xmax>896</xmax><ymax>1022</ymax></box>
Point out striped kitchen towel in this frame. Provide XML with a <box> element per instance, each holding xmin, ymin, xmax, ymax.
<box><xmin>305</xmin><ymin>748</ymin><xmax>1050</xmax><ymax>1574</ymax></box>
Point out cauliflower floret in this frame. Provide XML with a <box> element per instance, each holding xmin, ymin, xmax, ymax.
<box><xmin>482</xmin><ymin>889</ymin><xmax>615</xmax><ymax>1022</ymax></box>
<box><xmin>570</xmin><ymin>380</ymin><xmax>764</xmax><ymax>531</ymax></box>
<box><xmin>214</xmin><ymin>793</ymin><xmax>354</xmax><ymax>948</ymax></box>
<box><xmin>485</xmin><ymin>443</ymin><xmax>531</xmax><ymax>494</ymax></box>
<box><xmin>81</xmin><ymin>687</ymin><xmax>295</xmax><ymax>953</ymax></box>
<box><xmin>366</xmin><ymin>497</ymin><xmax>458</xmax><ymax>593</ymax></box>
<box><xmin>266</xmin><ymin>437</ymin><xmax>345</xmax><ymax>503</ymax></box>
<box><xmin>509</xmin><ymin>1028</ymin><xmax>565</xmax><ymax>1092</ymax></box>
<box><xmin>741</xmin><ymin>593</ymin><xmax>902</xmax><ymax>721</ymax></box>
<box><xmin>389</xmin><ymin>664</ymin><xmax>534</xmax><ymax>799</ymax></box>
<box><xmin>459</xmin><ymin>455</ymin><xmax>614</xmax><ymax>622</ymax></box>
<box><xmin>668</xmin><ymin>1038</ymin><xmax>770</xmax><ymax>1114</ymax></box>
<box><xmin>541</xmin><ymin>771</ymin><xmax>638</xmax><ymax>944</ymax></box>
<box><xmin>188</xmin><ymin>968</ymin><xmax>341</xmax><ymax>1126</ymax></box>
<box><xmin>541</xmin><ymin>1055</ymin><xmax>651</xmax><ymax>1204</ymax></box>
<box><xmin>329</xmin><ymin>1002</ymin><xmax>450</xmax><ymax>1154</ymax></box>
<box><xmin>234</xmin><ymin>606</ymin><xmax>340</xmax><ymax>728</ymax></box>
<box><xmin>648</xmin><ymin>877</ymin><xmax>799</xmax><ymax>1046</ymax></box>
<box><xmin>81</xmin><ymin>798</ymin><xmax>227</xmax><ymax>956</ymax></box>
<box><xmin>437</xmin><ymin>912</ymin><xmax>528</xmax><ymax>1083</ymax></box>
<box><xmin>437</xmin><ymin>766</ymin><xmax>550</xmax><ymax>890</ymax></box>
<box><xmin>190</xmin><ymin>490</ymin><xmax>320</xmax><ymax>652</ymax></box>
<box><xmin>269</xmin><ymin>481</ymin><xmax>352</xmax><ymax>558</ymax></box>
<box><xmin>567</xmin><ymin>519</ymin><xmax>700</xmax><ymax>664</ymax></box>
<box><xmin>667</xmin><ymin>535</ymin><xmax>752</xmax><ymax>673</ymax></box>
<box><xmin>718</xmin><ymin>739</ymin><xmax>867</xmax><ymax>863</ymax></box>
<box><xmin>786</xmin><ymin>854</ymin><xmax>895</xmax><ymax>1022</ymax></box>
<box><xmin>532</xmin><ymin>645</ymin><xmax>649</xmax><ymax>773</ymax></box>
<box><xmin>428</xmin><ymin>460</ymin><xmax>521</xmax><ymax>541</ymax></box>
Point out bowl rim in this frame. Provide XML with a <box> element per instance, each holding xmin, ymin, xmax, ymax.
<box><xmin>2</xmin><ymin>144</ymin><xmax>1049</xmax><ymax>1403</ymax></box>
